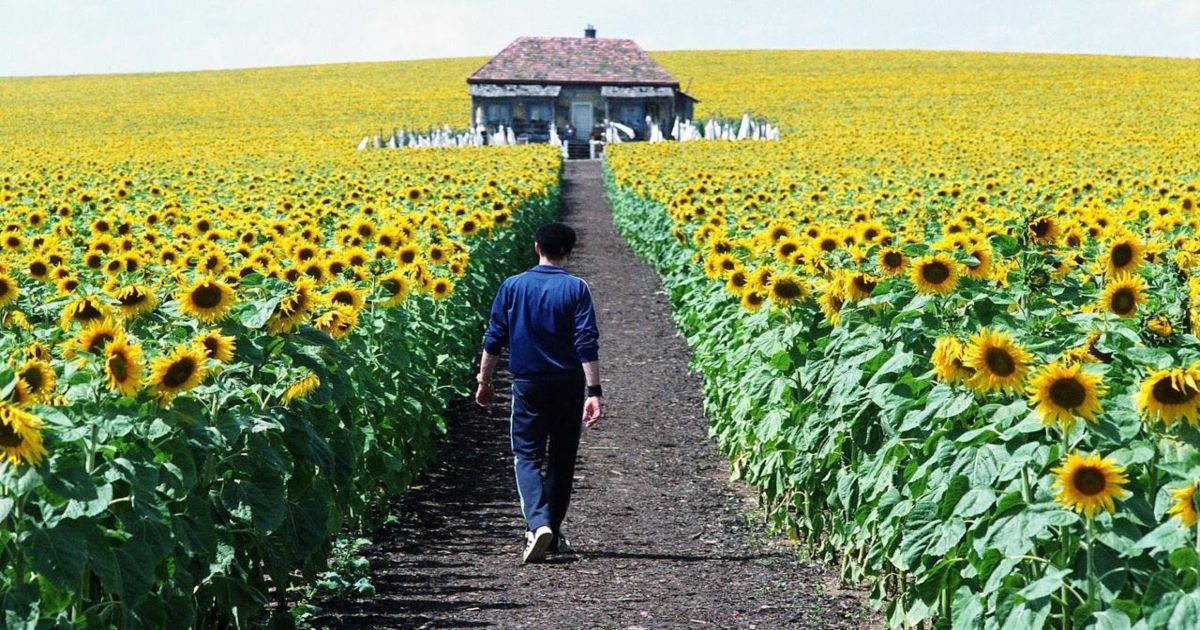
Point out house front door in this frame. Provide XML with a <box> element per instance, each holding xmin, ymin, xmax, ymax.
<box><xmin>570</xmin><ymin>102</ymin><xmax>593</xmax><ymax>140</ymax></box>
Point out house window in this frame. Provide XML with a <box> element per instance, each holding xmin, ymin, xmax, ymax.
<box><xmin>528</xmin><ymin>103</ymin><xmax>551</xmax><ymax>122</ymax></box>
<box><xmin>616</xmin><ymin>103</ymin><xmax>644</xmax><ymax>128</ymax></box>
<box><xmin>485</xmin><ymin>102</ymin><xmax>511</xmax><ymax>125</ymax></box>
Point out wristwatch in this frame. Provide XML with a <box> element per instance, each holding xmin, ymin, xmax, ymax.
<box><xmin>476</xmin><ymin>373</ymin><xmax>492</xmax><ymax>385</ymax></box>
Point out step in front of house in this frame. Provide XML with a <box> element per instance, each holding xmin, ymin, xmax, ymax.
<box><xmin>566</xmin><ymin>141</ymin><xmax>594</xmax><ymax>160</ymax></box>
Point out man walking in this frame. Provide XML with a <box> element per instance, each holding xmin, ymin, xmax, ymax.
<box><xmin>475</xmin><ymin>222</ymin><xmax>604</xmax><ymax>564</ymax></box>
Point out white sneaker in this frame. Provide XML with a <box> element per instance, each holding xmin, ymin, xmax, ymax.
<box><xmin>523</xmin><ymin>526</ymin><xmax>554</xmax><ymax>564</ymax></box>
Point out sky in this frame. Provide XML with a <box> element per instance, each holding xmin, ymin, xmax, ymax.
<box><xmin>2</xmin><ymin>0</ymin><xmax>1198</xmax><ymax>77</ymax></box>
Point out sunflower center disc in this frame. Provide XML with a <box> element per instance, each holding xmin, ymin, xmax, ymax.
<box><xmin>922</xmin><ymin>262</ymin><xmax>950</xmax><ymax>284</ymax></box>
<box><xmin>1111</xmin><ymin>243</ymin><xmax>1134</xmax><ymax>267</ymax></box>
<box><xmin>774</xmin><ymin>280</ymin><xmax>803</xmax><ymax>299</ymax></box>
<box><xmin>0</xmin><ymin>421</ymin><xmax>23</xmax><ymax>448</ymax></box>
<box><xmin>163</xmin><ymin>358</ymin><xmax>196</xmax><ymax>388</ymax></box>
<box><xmin>119</xmin><ymin>290</ymin><xmax>146</xmax><ymax>306</ymax></box>
<box><xmin>985</xmin><ymin>348</ymin><xmax>1016</xmax><ymax>377</ymax></box>
<box><xmin>1153</xmin><ymin>377</ymin><xmax>1198</xmax><ymax>405</ymax></box>
<box><xmin>1049</xmin><ymin>378</ymin><xmax>1087</xmax><ymax>409</ymax></box>
<box><xmin>192</xmin><ymin>284</ymin><xmax>223</xmax><ymax>309</ymax></box>
<box><xmin>884</xmin><ymin>252</ymin><xmax>902</xmax><ymax>267</ymax></box>
<box><xmin>78</xmin><ymin>302</ymin><xmax>102</xmax><ymax>321</ymax></box>
<box><xmin>108</xmin><ymin>354</ymin><xmax>129</xmax><ymax>382</ymax></box>
<box><xmin>855</xmin><ymin>277</ymin><xmax>877</xmax><ymax>294</ymax></box>
<box><xmin>1111</xmin><ymin>289</ymin><xmax>1135</xmax><ymax>315</ymax></box>
<box><xmin>1031</xmin><ymin>218</ymin><xmax>1052</xmax><ymax>237</ymax></box>
<box><xmin>1074</xmin><ymin>467</ymin><xmax>1107</xmax><ymax>496</ymax></box>
<box><xmin>21</xmin><ymin>369</ymin><xmax>42</xmax><ymax>391</ymax></box>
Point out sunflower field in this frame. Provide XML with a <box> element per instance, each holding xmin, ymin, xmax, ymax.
<box><xmin>607</xmin><ymin>52</ymin><xmax>1200</xmax><ymax>627</ymax></box>
<box><xmin>0</xmin><ymin>61</ymin><xmax>560</xmax><ymax>626</ymax></box>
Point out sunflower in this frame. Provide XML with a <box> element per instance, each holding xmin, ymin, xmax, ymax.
<box><xmin>396</xmin><ymin>244</ymin><xmax>420</xmax><ymax>267</ymax></box>
<box><xmin>845</xmin><ymin>272</ymin><xmax>878</xmax><ymax>302</ymax></box>
<box><xmin>740</xmin><ymin>290</ymin><xmax>766</xmax><ymax>313</ymax></box>
<box><xmin>725</xmin><ymin>269</ymin><xmax>751</xmax><ymax>297</ymax></box>
<box><xmin>178</xmin><ymin>278</ymin><xmax>236</xmax><ymax>323</ymax></box>
<box><xmin>16</xmin><ymin>360</ymin><xmax>55</xmax><ymax>402</ymax></box>
<box><xmin>266</xmin><ymin>279</ymin><xmax>316</xmax><ymax>334</ymax></box>
<box><xmin>931</xmin><ymin>336</ymin><xmax>974</xmax><ymax>384</ymax></box>
<box><xmin>909</xmin><ymin>254</ymin><xmax>958</xmax><ymax>295</ymax></box>
<box><xmin>961</xmin><ymin>243</ymin><xmax>993</xmax><ymax>280</ymax></box>
<box><xmin>0</xmin><ymin>273</ymin><xmax>19</xmax><ymax>308</ymax></box>
<box><xmin>1100</xmin><ymin>275</ymin><xmax>1145</xmax><ymax>319</ymax></box>
<box><xmin>1051</xmin><ymin>452</ymin><xmax>1129</xmax><ymax>519</ymax></box>
<box><xmin>818</xmin><ymin>283</ymin><xmax>846</xmax><ymax>325</ymax></box>
<box><xmin>767</xmin><ymin>274</ymin><xmax>807</xmax><ymax>308</ymax></box>
<box><xmin>104</xmin><ymin>336</ymin><xmax>145</xmax><ymax>397</ymax></box>
<box><xmin>326</xmin><ymin>284</ymin><xmax>365</xmax><ymax>310</ymax></box>
<box><xmin>149</xmin><ymin>345</ymin><xmax>207</xmax><ymax>402</ymax></box>
<box><xmin>878</xmin><ymin>248</ymin><xmax>907</xmax><ymax>277</ymax></box>
<box><xmin>0</xmin><ymin>404</ymin><xmax>48</xmax><ymax>467</ymax></box>
<box><xmin>111</xmin><ymin>284</ymin><xmax>158</xmax><ymax>319</ymax></box>
<box><xmin>195</xmin><ymin>330</ymin><xmax>237</xmax><ymax>363</ymax></box>
<box><xmin>281</xmin><ymin>372</ymin><xmax>321</xmax><ymax>405</ymax></box>
<box><xmin>964</xmin><ymin>328</ymin><xmax>1032</xmax><ymax>394</ymax></box>
<box><xmin>6</xmin><ymin>381</ymin><xmax>32</xmax><ymax>407</ymax></box>
<box><xmin>24</xmin><ymin>342</ymin><xmax>50</xmax><ymax>362</ymax></box>
<box><xmin>1062</xmin><ymin>332</ymin><xmax>1103</xmax><ymax>365</ymax></box>
<box><xmin>430</xmin><ymin>277</ymin><xmax>454</xmax><ymax>300</ymax></box>
<box><xmin>1136</xmin><ymin>366</ymin><xmax>1200</xmax><ymax>426</ymax></box>
<box><xmin>1027</xmin><ymin>362</ymin><xmax>1106</xmax><ymax>430</ymax></box>
<box><xmin>1028</xmin><ymin>215</ymin><xmax>1059</xmax><ymax>244</ymax></box>
<box><xmin>74</xmin><ymin>319</ymin><xmax>121</xmax><ymax>356</ymax></box>
<box><xmin>314</xmin><ymin>306</ymin><xmax>358</xmax><ymax>339</ymax></box>
<box><xmin>4</xmin><ymin>310</ymin><xmax>32</xmax><ymax>331</ymax></box>
<box><xmin>1105</xmin><ymin>236</ymin><xmax>1144</xmax><ymax>277</ymax></box>
<box><xmin>378</xmin><ymin>272</ymin><xmax>411</xmax><ymax>307</ymax></box>
<box><xmin>1167</xmin><ymin>480</ymin><xmax>1200</xmax><ymax>528</ymax></box>
<box><xmin>1147</xmin><ymin>315</ymin><xmax>1173</xmax><ymax>338</ymax></box>
<box><xmin>60</xmin><ymin>296</ymin><xmax>109</xmax><ymax>329</ymax></box>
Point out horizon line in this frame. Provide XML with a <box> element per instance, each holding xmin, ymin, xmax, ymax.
<box><xmin>3</xmin><ymin>45</ymin><xmax>1198</xmax><ymax>81</ymax></box>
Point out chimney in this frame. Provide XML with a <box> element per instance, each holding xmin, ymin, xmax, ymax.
<box><xmin>584</xmin><ymin>24</ymin><xmax>596</xmax><ymax>38</ymax></box>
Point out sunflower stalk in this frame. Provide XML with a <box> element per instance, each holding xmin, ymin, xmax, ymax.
<box><xmin>1086</xmin><ymin>516</ymin><xmax>1097</xmax><ymax>608</ymax></box>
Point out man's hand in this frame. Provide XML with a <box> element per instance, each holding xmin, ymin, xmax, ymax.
<box><xmin>583</xmin><ymin>395</ymin><xmax>604</xmax><ymax>428</ymax></box>
<box><xmin>475</xmin><ymin>381</ymin><xmax>494</xmax><ymax>408</ymax></box>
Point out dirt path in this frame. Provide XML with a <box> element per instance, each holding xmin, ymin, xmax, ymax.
<box><xmin>313</xmin><ymin>160</ymin><xmax>871</xmax><ymax>629</ymax></box>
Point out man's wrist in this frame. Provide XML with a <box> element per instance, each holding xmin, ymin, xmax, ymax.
<box><xmin>586</xmin><ymin>384</ymin><xmax>603</xmax><ymax>398</ymax></box>
<box><xmin>477</xmin><ymin>373</ymin><xmax>492</xmax><ymax>385</ymax></box>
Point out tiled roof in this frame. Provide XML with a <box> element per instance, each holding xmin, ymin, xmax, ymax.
<box><xmin>467</xmin><ymin>37</ymin><xmax>678</xmax><ymax>87</ymax></box>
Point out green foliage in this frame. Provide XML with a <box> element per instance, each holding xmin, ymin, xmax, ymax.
<box><xmin>0</xmin><ymin>185</ymin><xmax>559</xmax><ymax>628</ymax></box>
<box><xmin>607</xmin><ymin>173</ymin><xmax>1200</xmax><ymax>628</ymax></box>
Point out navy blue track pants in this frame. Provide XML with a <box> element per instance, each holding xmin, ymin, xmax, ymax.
<box><xmin>510</xmin><ymin>377</ymin><xmax>584</xmax><ymax>534</ymax></box>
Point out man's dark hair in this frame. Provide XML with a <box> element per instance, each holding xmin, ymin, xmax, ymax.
<box><xmin>535</xmin><ymin>222</ymin><xmax>576</xmax><ymax>258</ymax></box>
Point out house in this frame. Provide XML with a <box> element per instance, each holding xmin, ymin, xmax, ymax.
<box><xmin>467</xmin><ymin>26</ymin><xmax>697</xmax><ymax>144</ymax></box>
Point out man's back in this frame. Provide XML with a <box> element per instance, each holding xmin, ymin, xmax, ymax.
<box><xmin>483</xmin><ymin>264</ymin><xmax>599</xmax><ymax>382</ymax></box>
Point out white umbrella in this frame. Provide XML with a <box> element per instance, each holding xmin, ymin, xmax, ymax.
<box><xmin>356</xmin><ymin>136</ymin><xmax>369</xmax><ymax>151</ymax></box>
